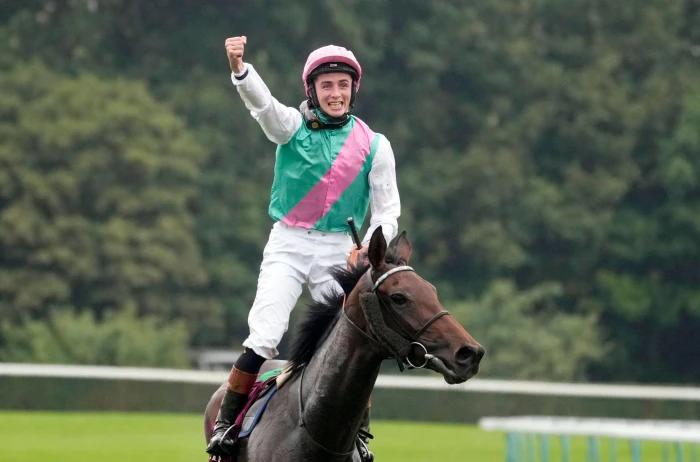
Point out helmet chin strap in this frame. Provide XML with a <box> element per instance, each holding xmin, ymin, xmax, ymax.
<box><xmin>301</xmin><ymin>96</ymin><xmax>352</xmax><ymax>130</ymax></box>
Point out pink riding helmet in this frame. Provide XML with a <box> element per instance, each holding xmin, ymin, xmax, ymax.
<box><xmin>302</xmin><ymin>45</ymin><xmax>363</xmax><ymax>99</ymax></box>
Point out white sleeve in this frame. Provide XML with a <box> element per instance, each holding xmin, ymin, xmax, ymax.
<box><xmin>231</xmin><ymin>63</ymin><xmax>302</xmax><ymax>145</ymax></box>
<box><xmin>363</xmin><ymin>135</ymin><xmax>401</xmax><ymax>244</ymax></box>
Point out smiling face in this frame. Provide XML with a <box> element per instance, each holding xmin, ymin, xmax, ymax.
<box><xmin>313</xmin><ymin>72</ymin><xmax>353</xmax><ymax>118</ymax></box>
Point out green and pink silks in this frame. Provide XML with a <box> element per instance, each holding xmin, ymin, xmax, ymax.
<box><xmin>268</xmin><ymin>115</ymin><xmax>380</xmax><ymax>232</ymax></box>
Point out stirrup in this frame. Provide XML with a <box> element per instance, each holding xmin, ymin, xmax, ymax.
<box><xmin>358</xmin><ymin>428</ymin><xmax>374</xmax><ymax>442</ymax></box>
<box><xmin>356</xmin><ymin>435</ymin><xmax>374</xmax><ymax>462</ymax></box>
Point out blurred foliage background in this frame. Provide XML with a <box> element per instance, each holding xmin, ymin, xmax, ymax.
<box><xmin>1</xmin><ymin>0</ymin><xmax>698</xmax><ymax>383</ymax></box>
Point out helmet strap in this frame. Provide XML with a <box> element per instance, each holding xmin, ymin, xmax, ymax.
<box><xmin>301</xmin><ymin>97</ymin><xmax>352</xmax><ymax>130</ymax></box>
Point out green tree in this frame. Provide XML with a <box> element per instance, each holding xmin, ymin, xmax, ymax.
<box><xmin>2</xmin><ymin>1</ymin><xmax>310</xmax><ymax>344</ymax></box>
<box><xmin>0</xmin><ymin>61</ymin><xmax>219</xmax><ymax>355</ymax></box>
<box><xmin>454</xmin><ymin>280</ymin><xmax>607</xmax><ymax>381</ymax></box>
<box><xmin>378</xmin><ymin>0</ymin><xmax>699</xmax><ymax>381</ymax></box>
<box><xmin>0</xmin><ymin>307</ymin><xmax>189</xmax><ymax>367</ymax></box>
<box><xmin>594</xmin><ymin>82</ymin><xmax>700</xmax><ymax>381</ymax></box>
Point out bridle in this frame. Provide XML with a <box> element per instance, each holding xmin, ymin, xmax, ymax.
<box><xmin>297</xmin><ymin>264</ymin><xmax>452</xmax><ymax>456</ymax></box>
<box><xmin>348</xmin><ymin>265</ymin><xmax>451</xmax><ymax>371</ymax></box>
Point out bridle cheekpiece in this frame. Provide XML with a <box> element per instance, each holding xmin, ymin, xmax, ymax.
<box><xmin>353</xmin><ymin>265</ymin><xmax>451</xmax><ymax>371</ymax></box>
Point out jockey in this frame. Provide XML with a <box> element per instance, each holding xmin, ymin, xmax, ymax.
<box><xmin>206</xmin><ymin>37</ymin><xmax>400</xmax><ymax>460</ymax></box>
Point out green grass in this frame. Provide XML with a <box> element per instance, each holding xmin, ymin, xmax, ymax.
<box><xmin>0</xmin><ymin>411</ymin><xmax>689</xmax><ymax>461</ymax></box>
<box><xmin>372</xmin><ymin>420</ymin><xmax>505</xmax><ymax>461</ymax></box>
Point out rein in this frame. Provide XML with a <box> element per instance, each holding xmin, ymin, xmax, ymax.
<box><xmin>296</xmin><ymin>365</ymin><xmax>356</xmax><ymax>457</ymax></box>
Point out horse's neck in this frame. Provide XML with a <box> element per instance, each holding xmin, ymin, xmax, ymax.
<box><xmin>299</xmin><ymin>308</ymin><xmax>384</xmax><ymax>451</ymax></box>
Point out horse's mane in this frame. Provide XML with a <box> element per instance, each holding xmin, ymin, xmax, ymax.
<box><xmin>288</xmin><ymin>263</ymin><xmax>368</xmax><ymax>367</ymax></box>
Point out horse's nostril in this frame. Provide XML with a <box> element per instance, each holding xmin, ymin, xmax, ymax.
<box><xmin>456</xmin><ymin>345</ymin><xmax>485</xmax><ymax>365</ymax></box>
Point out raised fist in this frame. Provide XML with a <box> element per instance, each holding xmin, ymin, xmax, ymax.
<box><xmin>225</xmin><ymin>36</ymin><xmax>247</xmax><ymax>74</ymax></box>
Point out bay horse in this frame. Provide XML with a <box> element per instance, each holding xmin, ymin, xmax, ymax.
<box><xmin>204</xmin><ymin>227</ymin><xmax>484</xmax><ymax>461</ymax></box>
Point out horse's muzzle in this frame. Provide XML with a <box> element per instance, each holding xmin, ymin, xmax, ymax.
<box><xmin>434</xmin><ymin>344</ymin><xmax>485</xmax><ymax>384</ymax></box>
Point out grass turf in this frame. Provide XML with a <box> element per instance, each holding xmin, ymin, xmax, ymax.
<box><xmin>0</xmin><ymin>411</ymin><xmax>679</xmax><ymax>461</ymax></box>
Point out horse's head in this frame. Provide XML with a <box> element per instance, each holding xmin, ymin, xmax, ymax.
<box><xmin>347</xmin><ymin>227</ymin><xmax>484</xmax><ymax>384</ymax></box>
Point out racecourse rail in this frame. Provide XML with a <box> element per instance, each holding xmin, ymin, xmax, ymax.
<box><xmin>2</xmin><ymin>362</ymin><xmax>700</xmax><ymax>402</ymax></box>
<box><xmin>5</xmin><ymin>363</ymin><xmax>698</xmax><ymax>461</ymax></box>
<box><xmin>480</xmin><ymin>416</ymin><xmax>700</xmax><ymax>461</ymax></box>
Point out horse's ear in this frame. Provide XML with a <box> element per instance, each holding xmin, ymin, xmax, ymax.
<box><xmin>368</xmin><ymin>226</ymin><xmax>387</xmax><ymax>269</ymax></box>
<box><xmin>387</xmin><ymin>230</ymin><xmax>412</xmax><ymax>265</ymax></box>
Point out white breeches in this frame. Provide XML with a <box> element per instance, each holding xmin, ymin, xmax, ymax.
<box><xmin>242</xmin><ymin>221</ymin><xmax>353</xmax><ymax>359</ymax></box>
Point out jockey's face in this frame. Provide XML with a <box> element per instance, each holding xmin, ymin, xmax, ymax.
<box><xmin>314</xmin><ymin>72</ymin><xmax>352</xmax><ymax>118</ymax></box>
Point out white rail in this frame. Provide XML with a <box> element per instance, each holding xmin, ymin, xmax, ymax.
<box><xmin>2</xmin><ymin>363</ymin><xmax>700</xmax><ymax>402</ymax></box>
<box><xmin>480</xmin><ymin>416</ymin><xmax>700</xmax><ymax>443</ymax></box>
<box><xmin>375</xmin><ymin>375</ymin><xmax>700</xmax><ymax>401</ymax></box>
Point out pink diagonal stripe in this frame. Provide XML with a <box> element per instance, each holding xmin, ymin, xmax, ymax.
<box><xmin>282</xmin><ymin>121</ymin><xmax>374</xmax><ymax>228</ymax></box>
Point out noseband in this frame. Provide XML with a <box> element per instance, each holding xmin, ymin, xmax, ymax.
<box><xmin>347</xmin><ymin>265</ymin><xmax>451</xmax><ymax>371</ymax></box>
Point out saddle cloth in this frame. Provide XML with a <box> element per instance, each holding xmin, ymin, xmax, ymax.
<box><xmin>238</xmin><ymin>376</ymin><xmax>278</xmax><ymax>438</ymax></box>
<box><xmin>238</xmin><ymin>362</ymin><xmax>300</xmax><ymax>437</ymax></box>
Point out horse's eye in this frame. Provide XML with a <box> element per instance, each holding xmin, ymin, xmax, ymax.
<box><xmin>390</xmin><ymin>293</ymin><xmax>408</xmax><ymax>305</ymax></box>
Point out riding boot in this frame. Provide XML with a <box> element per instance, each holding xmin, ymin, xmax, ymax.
<box><xmin>206</xmin><ymin>367</ymin><xmax>258</xmax><ymax>456</ymax></box>
<box><xmin>356</xmin><ymin>404</ymin><xmax>375</xmax><ymax>462</ymax></box>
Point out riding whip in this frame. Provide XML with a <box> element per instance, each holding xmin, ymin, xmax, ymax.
<box><xmin>347</xmin><ymin>217</ymin><xmax>362</xmax><ymax>249</ymax></box>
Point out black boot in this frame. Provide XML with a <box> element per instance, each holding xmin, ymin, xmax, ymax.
<box><xmin>356</xmin><ymin>406</ymin><xmax>374</xmax><ymax>461</ymax></box>
<box><xmin>206</xmin><ymin>388</ymin><xmax>248</xmax><ymax>456</ymax></box>
<box><xmin>206</xmin><ymin>367</ymin><xmax>258</xmax><ymax>456</ymax></box>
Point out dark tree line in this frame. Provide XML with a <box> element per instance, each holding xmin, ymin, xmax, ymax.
<box><xmin>1</xmin><ymin>0</ymin><xmax>698</xmax><ymax>382</ymax></box>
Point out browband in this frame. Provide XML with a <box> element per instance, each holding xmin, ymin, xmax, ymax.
<box><xmin>372</xmin><ymin>266</ymin><xmax>414</xmax><ymax>291</ymax></box>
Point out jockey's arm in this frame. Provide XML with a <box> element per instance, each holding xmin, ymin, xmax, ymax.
<box><xmin>231</xmin><ymin>63</ymin><xmax>302</xmax><ymax>145</ymax></box>
<box><xmin>364</xmin><ymin>135</ymin><xmax>400</xmax><ymax>245</ymax></box>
